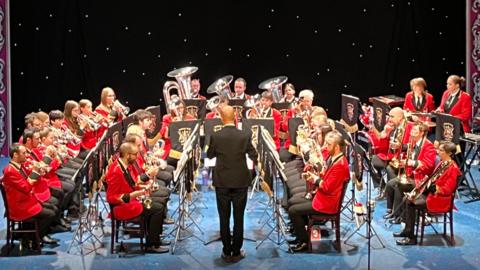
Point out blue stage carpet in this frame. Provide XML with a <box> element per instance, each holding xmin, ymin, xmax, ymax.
<box><xmin>1</xmin><ymin>157</ymin><xmax>480</xmax><ymax>269</ymax></box>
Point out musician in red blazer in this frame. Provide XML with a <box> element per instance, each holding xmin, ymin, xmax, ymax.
<box><xmin>396</xmin><ymin>142</ymin><xmax>460</xmax><ymax>245</ymax></box>
<box><xmin>384</xmin><ymin>121</ymin><xmax>436</xmax><ymax>221</ymax></box>
<box><xmin>2</xmin><ymin>143</ymin><xmax>57</xmax><ymax>244</ymax></box>
<box><xmin>436</xmin><ymin>75</ymin><xmax>472</xmax><ymax>133</ymax></box>
<box><xmin>288</xmin><ymin>131</ymin><xmax>350</xmax><ymax>252</ymax></box>
<box><xmin>231</xmin><ymin>78</ymin><xmax>251</xmax><ymax>100</ymax></box>
<box><xmin>105</xmin><ymin>142</ymin><xmax>168</xmax><ymax>253</ymax></box>
<box><xmin>403</xmin><ymin>77</ymin><xmax>435</xmax><ymax>114</ymax></box>
<box><xmin>190</xmin><ymin>79</ymin><xmax>207</xmax><ymax>100</ymax></box>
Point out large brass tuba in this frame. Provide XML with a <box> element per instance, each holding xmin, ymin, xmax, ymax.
<box><xmin>163</xmin><ymin>66</ymin><xmax>198</xmax><ymax>114</ymax></box>
<box><xmin>258</xmin><ymin>75</ymin><xmax>288</xmax><ymax>103</ymax></box>
<box><xmin>207</xmin><ymin>75</ymin><xmax>234</xmax><ymax>99</ymax></box>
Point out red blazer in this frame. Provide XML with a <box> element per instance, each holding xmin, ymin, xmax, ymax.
<box><xmin>426</xmin><ymin>161</ymin><xmax>461</xmax><ymax>213</ymax></box>
<box><xmin>312</xmin><ymin>155</ymin><xmax>350</xmax><ymax>214</ymax></box>
<box><xmin>271</xmin><ymin>108</ymin><xmax>282</xmax><ymax>150</ymax></box>
<box><xmin>2</xmin><ymin>163</ymin><xmax>43</xmax><ymax>221</ymax></box>
<box><xmin>81</xmin><ymin>129</ymin><xmax>97</xmax><ymax>150</ymax></box>
<box><xmin>377</xmin><ymin>121</ymin><xmax>413</xmax><ymax>161</ymax></box>
<box><xmin>159</xmin><ymin>114</ymin><xmax>173</xmax><ymax>160</ymax></box>
<box><xmin>282</xmin><ymin>108</ymin><xmax>296</xmax><ymax>153</ymax></box>
<box><xmin>23</xmin><ymin>149</ymin><xmax>52</xmax><ymax>202</ymax></box>
<box><xmin>410</xmin><ymin>139</ymin><xmax>436</xmax><ymax>183</ymax></box>
<box><xmin>105</xmin><ymin>159</ymin><xmax>143</xmax><ymax>220</ymax></box>
<box><xmin>94</xmin><ymin>107</ymin><xmax>110</xmax><ymax>139</ymax></box>
<box><xmin>403</xmin><ymin>92</ymin><xmax>435</xmax><ymax>113</ymax></box>
<box><xmin>206</xmin><ymin>111</ymin><xmax>219</xmax><ymax>119</ymax></box>
<box><xmin>437</xmin><ymin>90</ymin><xmax>472</xmax><ymax>133</ymax></box>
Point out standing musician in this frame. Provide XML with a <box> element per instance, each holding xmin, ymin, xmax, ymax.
<box><xmin>287</xmin><ymin>131</ymin><xmax>350</xmax><ymax>252</ymax></box>
<box><xmin>394</xmin><ymin>142</ymin><xmax>461</xmax><ymax>245</ymax></box>
<box><xmin>95</xmin><ymin>87</ymin><xmax>127</xmax><ymax>137</ymax></box>
<box><xmin>231</xmin><ymin>78</ymin><xmax>251</xmax><ymax>100</ymax></box>
<box><xmin>105</xmin><ymin>142</ymin><xmax>169</xmax><ymax>253</ymax></box>
<box><xmin>435</xmin><ymin>75</ymin><xmax>472</xmax><ymax>133</ymax></box>
<box><xmin>384</xmin><ymin>121</ymin><xmax>436</xmax><ymax>224</ymax></box>
<box><xmin>206</xmin><ymin>106</ymin><xmax>257</xmax><ymax>263</ymax></box>
<box><xmin>246</xmin><ymin>91</ymin><xmax>282</xmax><ymax>150</ymax></box>
<box><xmin>2</xmin><ymin>143</ymin><xmax>59</xmax><ymax>246</ymax></box>
<box><xmin>403</xmin><ymin>78</ymin><xmax>435</xmax><ymax>121</ymax></box>
<box><xmin>159</xmin><ymin>97</ymin><xmax>196</xmax><ymax>166</ymax></box>
<box><xmin>190</xmin><ymin>78</ymin><xmax>207</xmax><ymax>100</ymax></box>
<box><xmin>371</xmin><ymin>107</ymin><xmax>413</xmax><ymax>197</ymax></box>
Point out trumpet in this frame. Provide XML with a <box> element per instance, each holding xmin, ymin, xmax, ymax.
<box><xmin>113</xmin><ymin>100</ymin><xmax>130</xmax><ymax>116</ymax></box>
<box><xmin>60</xmin><ymin>125</ymin><xmax>82</xmax><ymax>145</ymax></box>
<box><xmin>91</xmin><ymin>112</ymin><xmax>110</xmax><ymax>127</ymax></box>
<box><xmin>78</xmin><ymin>114</ymin><xmax>101</xmax><ymax>131</ymax></box>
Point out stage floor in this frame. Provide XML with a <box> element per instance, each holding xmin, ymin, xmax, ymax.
<box><xmin>1</xmin><ymin>158</ymin><xmax>480</xmax><ymax>270</ymax></box>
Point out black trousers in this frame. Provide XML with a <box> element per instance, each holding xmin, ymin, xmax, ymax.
<box><xmin>30</xmin><ymin>207</ymin><xmax>56</xmax><ymax>239</ymax></box>
<box><xmin>404</xmin><ymin>195</ymin><xmax>427</xmax><ymax>238</ymax></box>
<box><xmin>215</xmin><ymin>187</ymin><xmax>248</xmax><ymax>256</ymax></box>
<box><xmin>288</xmin><ymin>198</ymin><xmax>325</xmax><ymax>243</ymax></box>
<box><xmin>371</xmin><ymin>155</ymin><xmax>397</xmax><ymax>188</ymax></box>
<box><xmin>142</xmin><ymin>202</ymin><xmax>165</xmax><ymax>247</ymax></box>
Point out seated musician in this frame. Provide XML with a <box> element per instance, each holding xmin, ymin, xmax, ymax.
<box><xmin>231</xmin><ymin>77</ymin><xmax>250</xmax><ymax>99</ymax></box>
<box><xmin>24</xmin><ymin>112</ymin><xmax>43</xmax><ymax>130</ymax></box>
<box><xmin>2</xmin><ymin>143</ymin><xmax>60</xmax><ymax>246</ymax></box>
<box><xmin>280</xmin><ymin>89</ymin><xmax>315</xmax><ymax>162</ymax></box>
<box><xmin>63</xmin><ymin>100</ymin><xmax>87</xmax><ymax>160</ymax></box>
<box><xmin>105</xmin><ymin>142</ymin><xmax>169</xmax><ymax>253</ymax></box>
<box><xmin>287</xmin><ymin>131</ymin><xmax>350</xmax><ymax>252</ymax></box>
<box><xmin>159</xmin><ymin>97</ymin><xmax>196</xmax><ymax>166</ymax></box>
<box><xmin>403</xmin><ymin>78</ymin><xmax>435</xmax><ymax>121</ymax></box>
<box><xmin>190</xmin><ymin>78</ymin><xmax>206</xmax><ymax>100</ymax></box>
<box><xmin>126</xmin><ymin>110</ymin><xmax>174</xmax><ymax>186</ymax></box>
<box><xmin>79</xmin><ymin>99</ymin><xmax>106</xmax><ymax>150</ymax></box>
<box><xmin>371</xmin><ymin>107</ymin><xmax>413</xmax><ymax>198</ymax></box>
<box><xmin>435</xmin><ymin>75</ymin><xmax>472</xmax><ymax>133</ymax></box>
<box><xmin>246</xmin><ymin>91</ymin><xmax>282</xmax><ymax>150</ymax></box>
<box><xmin>280</xmin><ymin>83</ymin><xmax>298</xmax><ymax>106</ymax></box>
<box><xmin>394</xmin><ymin>142</ymin><xmax>461</xmax><ymax>245</ymax></box>
<box><xmin>384</xmin><ymin>121</ymin><xmax>436</xmax><ymax>224</ymax></box>
<box><xmin>36</xmin><ymin>111</ymin><xmax>51</xmax><ymax>129</ymax></box>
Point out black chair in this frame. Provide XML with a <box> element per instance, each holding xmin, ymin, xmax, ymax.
<box><xmin>0</xmin><ymin>176</ymin><xmax>41</xmax><ymax>254</ymax></box>
<box><xmin>307</xmin><ymin>179</ymin><xmax>349</xmax><ymax>252</ymax></box>
<box><xmin>109</xmin><ymin>203</ymin><xmax>146</xmax><ymax>254</ymax></box>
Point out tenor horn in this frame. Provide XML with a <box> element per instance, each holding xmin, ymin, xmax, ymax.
<box><xmin>258</xmin><ymin>75</ymin><xmax>288</xmax><ymax>103</ymax></box>
<box><xmin>163</xmin><ymin>66</ymin><xmax>198</xmax><ymax>113</ymax></box>
<box><xmin>207</xmin><ymin>75</ymin><xmax>234</xmax><ymax>99</ymax></box>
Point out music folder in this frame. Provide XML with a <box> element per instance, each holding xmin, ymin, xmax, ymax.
<box><xmin>204</xmin><ymin>118</ymin><xmax>224</xmax><ymax>147</ymax></box>
<box><xmin>168</xmin><ymin>120</ymin><xmax>201</xmax><ymax>159</ymax></box>
<box><xmin>372</xmin><ymin>99</ymin><xmax>390</xmax><ymax>132</ymax></box>
<box><xmin>242</xmin><ymin>118</ymin><xmax>274</xmax><ymax>138</ymax></box>
<box><xmin>184</xmin><ymin>99</ymin><xmax>207</xmax><ymax>120</ymax></box>
<box><xmin>433</xmin><ymin>112</ymin><xmax>463</xmax><ymax>145</ymax></box>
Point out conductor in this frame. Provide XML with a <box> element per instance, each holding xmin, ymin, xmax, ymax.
<box><xmin>207</xmin><ymin>105</ymin><xmax>258</xmax><ymax>263</ymax></box>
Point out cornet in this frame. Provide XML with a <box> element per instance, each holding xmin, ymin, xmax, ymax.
<box><xmin>78</xmin><ymin>114</ymin><xmax>101</xmax><ymax>131</ymax></box>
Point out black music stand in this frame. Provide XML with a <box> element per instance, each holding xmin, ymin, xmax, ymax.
<box><xmin>106</xmin><ymin>122</ymin><xmax>123</xmax><ymax>157</ymax></box>
<box><xmin>168</xmin><ymin>120</ymin><xmax>201</xmax><ymax>160</ymax></box>
<box><xmin>272</xmin><ymin>102</ymin><xmax>290</xmax><ymax>118</ymax></box>
<box><xmin>344</xmin><ymin>143</ymin><xmax>385</xmax><ymax>258</ymax></box>
<box><xmin>229</xmin><ymin>99</ymin><xmax>246</xmax><ymax>119</ymax></box>
<box><xmin>145</xmin><ymin>105</ymin><xmax>162</xmax><ymax>138</ymax></box>
<box><xmin>184</xmin><ymin>99</ymin><xmax>206</xmax><ymax>120</ymax></box>
<box><xmin>203</xmin><ymin>118</ymin><xmax>223</xmax><ymax>148</ymax></box>
<box><xmin>287</xmin><ymin>117</ymin><xmax>304</xmax><ymax>155</ymax></box>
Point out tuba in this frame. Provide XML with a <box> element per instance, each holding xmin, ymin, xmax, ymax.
<box><xmin>163</xmin><ymin>66</ymin><xmax>198</xmax><ymax>113</ymax></box>
<box><xmin>244</xmin><ymin>93</ymin><xmax>262</xmax><ymax>118</ymax></box>
<box><xmin>258</xmin><ymin>76</ymin><xmax>288</xmax><ymax>103</ymax></box>
<box><xmin>207</xmin><ymin>75</ymin><xmax>234</xmax><ymax>99</ymax></box>
<box><xmin>206</xmin><ymin>96</ymin><xmax>221</xmax><ymax>111</ymax></box>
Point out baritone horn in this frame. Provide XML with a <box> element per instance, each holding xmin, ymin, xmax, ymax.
<box><xmin>163</xmin><ymin>66</ymin><xmax>198</xmax><ymax>114</ymax></box>
<box><xmin>258</xmin><ymin>75</ymin><xmax>288</xmax><ymax>103</ymax></box>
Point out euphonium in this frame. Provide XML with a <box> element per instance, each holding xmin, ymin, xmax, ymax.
<box><xmin>389</xmin><ymin>119</ymin><xmax>407</xmax><ymax>169</ymax></box>
<box><xmin>163</xmin><ymin>66</ymin><xmax>198</xmax><ymax>113</ymax></box>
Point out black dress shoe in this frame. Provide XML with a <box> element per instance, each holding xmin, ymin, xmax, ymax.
<box><xmin>146</xmin><ymin>246</ymin><xmax>169</xmax><ymax>253</ymax></box>
<box><xmin>396</xmin><ymin>237</ymin><xmax>417</xmax><ymax>245</ymax></box>
<box><xmin>221</xmin><ymin>252</ymin><xmax>232</xmax><ymax>263</ymax></box>
<box><xmin>287</xmin><ymin>239</ymin><xmax>299</xmax><ymax>245</ymax></box>
<box><xmin>393</xmin><ymin>231</ymin><xmax>407</xmax><ymax>237</ymax></box>
<box><xmin>389</xmin><ymin>217</ymin><xmax>402</xmax><ymax>224</ymax></box>
<box><xmin>291</xmin><ymin>242</ymin><xmax>308</xmax><ymax>252</ymax></box>
<box><xmin>160</xmin><ymin>239</ymin><xmax>171</xmax><ymax>246</ymax></box>
<box><xmin>231</xmin><ymin>250</ymin><xmax>246</xmax><ymax>263</ymax></box>
<box><xmin>42</xmin><ymin>235</ymin><xmax>59</xmax><ymax>245</ymax></box>
<box><xmin>50</xmin><ymin>224</ymin><xmax>70</xmax><ymax>233</ymax></box>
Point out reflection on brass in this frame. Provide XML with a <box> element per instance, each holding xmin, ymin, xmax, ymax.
<box><xmin>232</xmin><ymin>105</ymin><xmax>243</xmax><ymax>119</ymax></box>
<box><xmin>251</xmin><ymin>125</ymin><xmax>259</xmax><ymax>146</ymax></box>
<box><xmin>186</xmin><ymin>106</ymin><xmax>198</xmax><ymax>118</ymax></box>
<box><xmin>178</xmin><ymin>127</ymin><xmax>192</xmax><ymax>145</ymax></box>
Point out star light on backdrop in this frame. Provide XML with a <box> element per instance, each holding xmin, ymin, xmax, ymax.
<box><xmin>9</xmin><ymin>1</ymin><xmax>467</xmax><ymax>139</ymax></box>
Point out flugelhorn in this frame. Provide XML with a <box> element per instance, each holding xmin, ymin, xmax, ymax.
<box><xmin>113</xmin><ymin>100</ymin><xmax>130</xmax><ymax>116</ymax></box>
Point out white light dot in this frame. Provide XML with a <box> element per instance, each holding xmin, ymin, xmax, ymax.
<box><xmin>391</xmin><ymin>4</ymin><xmax>395</xmax><ymax>7</ymax></box>
<box><xmin>390</xmin><ymin>84</ymin><xmax>394</xmax><ymax>87</ymax></box>
<box><xmin>338</xmin><ymin>28</ymin><xmax>342</xmax><ymax>32</ymax></box>
<box><xmin>271</xmin><ymin>8</ymin><xmax>275</xmax><ymax>13</ymax></box>
<box><xmin>85</xmin><ymin>14</ymin><xmax>89</xmax><ymax>18</ymax></box>
<box><xmin>83</xmin><ymin>54</ymin><xmax>87</xmax><ymax>58</ymax></box>
<box><xmin>122</xmin><ymin>69</ymin><xmax>126</xmax><ymax>73</ymax></box>
<box><xmin>178</xmin><ymin>13</ymin><xmax>182</xmax><ymax>17</ymax></box>
<box><xmin>189</xmin><ymin>61</ymin><xmax>192</xmax><ymax>65</ymax></box>
<box><xmin>142</xmin><ymin>72</ymin><xmax>146</xmax><ymax>76</ymax></box>
<box><xmin>317</xmin><ymin>72</ymin><xmax>320</xmax><ymax>76</ymax></box>
<box><xmin>461</xmin><ymin>61</ymin><xmax>464</xmax><ymax>65</ymax></box>
<box><xmin>68</xmin><ymin>29</ymin><xmax>72</xmax><ymax>33</ymax></box>
<box><xmin>184</xmin><ymin>38</ymin><xmax>187</xmax><ymax>42</ymax></box>
<box><xmin>16</xmin><ymin>127</ymin><xmax>20</xmax><ymax>131</ymax></box>
<box><xmin>442</xmin><ymin>57</ymin><xmax>446</xmax><ymax>61</ymax></box>
<box><xmin>407</xmin><ymin>2</ymin><xmax>411</xmax><ymax>5</ymax></box>
<box><xmin>20</xmin><ymin>72</ymin><xmax>24</xmax><ymax>75</ymax></box>
<box><xmin>411</xmin><ymin>58</ymin><xmax>415</xmax><ymax>62</ymax></box>
<box><xmin>296</xmin><ymin>15</ymin><xmax>300</xmax><ymax>19</ymax></box>
<box><xmin>60</xmin><ymin>62</ymin><xmax>64</xmax><ymax>66</ymax></box>
<box><xmin>445</xmin><ymin>15</ymin><xmax>449</xmax><ymax>19</ymax></box>
<box><xmin>268</xmin><ymin>24</ymin><xmax>271</xmax><ymax>29</ymax></box>
<box><xmin>35</xmin><ymin>26</ymin><xmax>39</xmax><ymax>31</ymax></box>
<box><xmin>49</xmin><ymin>14</ymin><xmax>53</xmax><ymax>18</ymax></box>
<box><xmin>13</xmin><ymin>43</ymin><xmax>17</xmax><ymax>47</ymax></box>
<box><xmin>359</xmin><ymin>54</ymin><xmax>363</xmax><ymax>58</ymax></box>
<box><xmin>363</xmin><ymin>8</ymin><xmax>367</xmax><ymax>12</ymax></box>
<box><xmin>147</xmin><ymin>32</ymin><xmax>151</xmax><ymax>36</ymax></box>
<box><xmin>397</xmin><ymin>47</ymin><xmax>401</xmax><ymax>51</ymax></box>
<box><xmin>314</xmin><ymin>30</ymin><xmax>318</xmax><ymax>34</ymax></box>
<box><xmin>446</xmin><ymin>71</ymin><xmax>449</xmax><ymax>74</ymax></box>
<box><xmin>124</xmin><ymin>26</ymin><xmax>128</xmax><ymax>30</ymax></box>
<box><xmin>431</xmin><ymin>7</ymin><xmax>435</xmax><ymax>11</ymax></box>
<box><xmin>415</xmin><ymin>30</ymin><xmax>419</xmax><ymax>34</ymax></box>
<box><xmin>106</xmin><ymin>47</ymin><xmax>110</xmax><ymax>51</ymax></box>
<box><xmin>246</xmin><ymin>54</ymin><xmax>250</xmax><ymax>58</ymax></box>
<box><xmin>326</xmin><ymin>68</ymin><xmax>330</xmax><ymax>72</ymax></box>
<box><xmin>286</xmin><ymin>54</ymin><xmax>289</xmax><ymax>58</ymax></box>
<box><xmin>205</xmin><ymin>52</ymin><xmax>209</xmax><ymax>56</ymax></box>
<box><xmin>369</xmin><ymin>44</ymin><xmax>374</xmax><ymax>48</ymax></box>
<box><xmin>228</xmin><ymin>48</ymin><xmax>232</xmax><ymax>52</ymax></box>
<box><xmin>352</xmin><ymin>42</ymin><xmax>356</xmax><ymax>46</ymax></box>
<box><xmin>157</xmin><ymin>54</ymin><xmax>161</xmax><ymax>58</ymax></box>
<box><xmin>80</xmin><ymin>92</ymin><xmax>83</xmax><ymax>95</ymax></box>
<box><xmin>344</xmin><ymin>85</ymin><xmax>348</xmax><ymax>88</ymax></box>
<box><xmin>45</xmin><ymin>75</ymin><xmax>49</xmax><ymax>80</ymax></box>
<box><xmin>18</xmin><ymin>23</ymin><xmax>22</xmax><ymax>26</ymax></box>
<box><xmin>439</xmin><ymin>32</ymin><xmax>442</xmax><ymax>35</ymax></box>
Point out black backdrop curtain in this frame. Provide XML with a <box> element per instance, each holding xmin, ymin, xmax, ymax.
<box><xmin>10</xmin><ymin>0</ymin><xmax>465</xmax><ymax>139</ymax></box>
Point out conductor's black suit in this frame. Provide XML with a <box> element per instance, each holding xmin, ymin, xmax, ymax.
<box><xmin>207</xmin><ymin>124</ymin><xmax>258</xmax><ymax>257</ymax></box>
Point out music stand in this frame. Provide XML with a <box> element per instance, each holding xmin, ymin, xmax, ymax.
<box><xmin>168</xmin><ymin>120</ymin><xmax>201</xmax><ymax>160</ymax></box>
<box><xmin>287</xmin><ymin>117</ymin><xmax>304</xmax><ymax>155</ymax></box>
<box><xmin>344</xmin><ymin>142</ymin><xmax>385</xmax><ymax>269</ymax></box>
<box><xmin>184</xmin><ymin>99</ymin><xmax>206</xmax><ymax>120</ymax></box>
<box><xmin>145</xmin><ymin>105</ymin><xmax>162</xmax><ymax>138</ymax></box>
<box><xmin>229</xmin><ymin>99</ymin><xmax>246</xmax><ymax>119</ymax></box>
